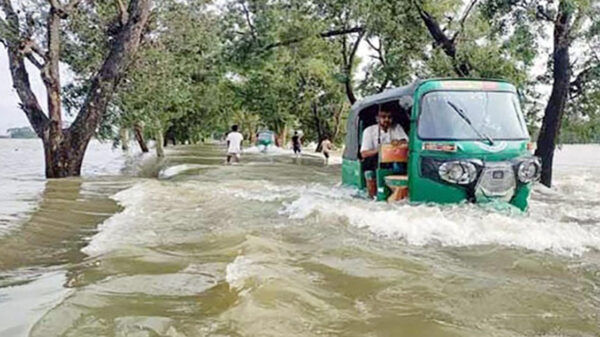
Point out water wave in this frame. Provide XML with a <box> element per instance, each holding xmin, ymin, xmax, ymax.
<box><xmin>85</xmin><ymin>172</ymin><xmax>600</xmax><ymax>259</ymax></box>
<box><xmin>243</xmin><ymin>145</ymin><xmax>286</xmax><ymax>154</ymax></box>
<box><xmin>278</xmin><ymin>184</ymin><xmax>600</xmax><ymax>256</ymax></box>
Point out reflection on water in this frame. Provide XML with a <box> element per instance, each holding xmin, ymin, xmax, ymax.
<box><xmin>1</xmin><ymin>140</ymin><xmax>600</xmax><ymax>337</ymax></box>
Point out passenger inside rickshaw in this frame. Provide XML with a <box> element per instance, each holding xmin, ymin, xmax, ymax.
<box><xmin>358</xmin><ymin>100</ymin><xmax>411</xmax><ymax>198</ymax></box>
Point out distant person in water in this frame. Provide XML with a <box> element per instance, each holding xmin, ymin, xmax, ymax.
<box><xmin>225</xmin><ymin>125</ymin><xmax>243</xmax><ymax>164</ymax></box>
<box><xmin>320</xmin><ymin>136</ymin><xmax>332</xmax><ymax>165</ymax></box>
<box><xmin>292</xmin><ymin>131</ymin><xmax>302</xmax><ymax>157</ymax></box>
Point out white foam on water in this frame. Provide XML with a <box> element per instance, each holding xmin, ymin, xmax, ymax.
<box><xmin>279</xmin><ymin>187</ymin><xmax>600</xmax><ymax>256</ymax></box>
<box><xmin>243</xmin><ymin>145</ymin><xmax>287</xmax><ymax>154</ymax></box>
<box><xmin>81</xmin><ymin>144</ymin><xmax>600</xmax><ymax>259</ymax></box>
<box><xmin>232</xmin><ymin>190</ymin><xmax>289</xmax><ymax>202</ymax></box>
<box><xmin>224</xmin><ymin>181</ymin><xmax>355</xmax><ymax>204</ymax></box>
<box><xmin>299</xmin><ymin>151</ymin><xmax>343</xmax><ymax>165</ymax></box>
<box><xmin>159</xmin><ymin>164</ymin><xmax>212</xmax><ymax>179</ymax></box>
<box><xmin>225</xmin><ymin>255</ymin><xmax>258</xmax><ymax>291</ymax></box>
<box><xmin>81</xmin><ymin>180</ymin><xmax>212</xmax><ymax>256</ymax></box>
<box><xmin>84</xmin><ymin>170</ymin><xmax>600</xmax><ymax>259</ymax></box>
<box><xmin>552</xmin><ymin>171</ymin><xmax>600</xmax><ymax>203</ymax></box>
<box><xmin>81</xmin><ymin>178</ymin><xmax>314</xmax><ymax>256</ymax></box>
<box><xmin>326</xmin><ymin>155</ymin><xmax>342</xmax><ymax>165</ymax></box>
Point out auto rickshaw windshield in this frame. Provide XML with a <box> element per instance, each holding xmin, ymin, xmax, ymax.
<box><xmin>258</xmin><ymin>132</ymin><xmax>273</xmax><ymax>141</ymax></box>
<box><xmin>418</xmin><ymin>91</ymin><xmax>529</xmax><ymax>140</ymax></box>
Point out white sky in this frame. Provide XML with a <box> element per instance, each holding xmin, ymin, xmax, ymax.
<box><xmin>0</xmin><ymin>52</ymin><xmax>42</xmax><ymax>135</ymax></box>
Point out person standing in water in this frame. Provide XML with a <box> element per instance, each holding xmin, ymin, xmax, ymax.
<box><xmin>225</xmin><ymin>125</ymin><xmax>244</xmax><ymax>164</ymax></box>
<box><xmin>320</xmin><ymin>136</ymin><xmax>332</xmax><ymax>165</ymax></box>
<box><xmin>291</xmin><ymin>131</ymin><xmax>302</xmax><ymax>157</ymax></box>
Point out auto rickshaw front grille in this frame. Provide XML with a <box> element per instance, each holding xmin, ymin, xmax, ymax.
<box><xmin>474</xmin><ymin>163</ymin><xmax>516</xmax><ymax>200</ymax></box>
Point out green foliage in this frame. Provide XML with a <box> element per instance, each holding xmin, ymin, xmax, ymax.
<box><xmin>115</xmin><ymin>0</ymin><xmax>229</xmax><ymax>142</ymax></box>
<box><xmin>481</xmin><ymin>0</ymin><xmax>600</xmax><ymax>143</ymax></box>
<box><xmin>56</xmin><ymin>0</ymin><xmax>599</xmax><ymax>146</ymax></box>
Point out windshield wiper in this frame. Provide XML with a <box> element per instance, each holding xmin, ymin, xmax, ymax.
<box><xmin>446</xmin><ymin>100</ymin><xmax>494</xmax><ymax>145</ymax></box>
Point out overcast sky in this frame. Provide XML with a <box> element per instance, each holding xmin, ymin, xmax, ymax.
<box><xmin>0</xmin><ymin>52</ymin><xmax>43</xmax><ymax>135</ymax></box>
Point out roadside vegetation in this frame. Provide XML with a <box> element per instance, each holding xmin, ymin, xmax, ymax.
<box><xmin>1</xmin><ymin>0</ymin><xmax>598</xmax><ymax>186</ymax></box>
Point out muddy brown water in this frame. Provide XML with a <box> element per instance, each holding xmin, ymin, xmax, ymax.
<box><xmin>1</xmin><ymin>139</ymin><xmax>600</xmax><ymax>337</ymax></box>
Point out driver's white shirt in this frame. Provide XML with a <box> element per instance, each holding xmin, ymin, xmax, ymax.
<box><xmin>360</xmin><ymin>124</ymin><xmax>408</xmax><ymax>152</ymax></box>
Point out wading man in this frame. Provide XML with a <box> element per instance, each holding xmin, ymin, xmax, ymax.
<box><xmin>226</xmin><ymin>125</ymin><xmax>244</xmax><ymax>164</ymax></box>
<box><xmin>320</xmin><ymin>136</ymin><xmax>332</xmax><ymax>165</ymax></box>
<box><xmin>292</xmin><ymin>131</ymin><xmax>302</xmax><ymax>157</ymax></box>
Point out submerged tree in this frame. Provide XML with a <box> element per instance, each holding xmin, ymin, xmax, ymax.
<box><xmin>482</xmin><ymin>0</ymin><xmax>600</xmax><ymax>186</ymax></box>
<box><xmin>0</xmin><ymin>0</ymin><xmax>151</xmax><ymax>177</ymax></box>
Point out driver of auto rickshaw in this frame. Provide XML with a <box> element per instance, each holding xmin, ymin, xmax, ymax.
<box><xmin>360</xmin><ymin>106</ymin><xmax>408</xmax><ymax>198</ymax></box>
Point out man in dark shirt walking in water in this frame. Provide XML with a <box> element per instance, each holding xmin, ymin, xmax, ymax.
<box><xmin>292</xmin><ymin>131</ymin><xmax>302</xmax><ymax>157</ymax></box>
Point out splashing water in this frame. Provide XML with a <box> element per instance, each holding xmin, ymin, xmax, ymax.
<box><xmin>1</xmin><ymin>141</ymin><xmax>600</xmax><ymax>337</ymax></box>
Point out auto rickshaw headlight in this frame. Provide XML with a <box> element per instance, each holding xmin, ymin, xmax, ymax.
<box><xmin>438</xmin><ymin>161</ymin><xmax>478</xmax><ymax>185</ymax></box>
<box><xmin>517</xmin><ymin>158</ymin><xmax>541</xmax><ymax>183</ymax></box>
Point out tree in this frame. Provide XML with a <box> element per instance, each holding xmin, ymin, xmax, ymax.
<box><xmin>357</xmin><ymin>0</ymin><xmax>430</xmax><ymax>94</ymax></box>
<box><xmin>482</xmin><ymin>0</ymin><xmax>600</xmax><ymax>186</ymax></box>
<box><xmin>535</xmin><ymin>1</ymin><xmax>575</xmax><ymax>187</ymax></box>
<box><xmin>112</xmin><ymin>0</ymin><xmax>227</xmax><ymax>155</ymax></box>
<box><xmin>0</xmin><ymin>0</ymin><xmax>151</xmax><ymax>178</ymax></box>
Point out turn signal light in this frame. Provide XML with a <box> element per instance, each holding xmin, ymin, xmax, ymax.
<box><xmin>527</xmin><ymin>142</ymin><xmax>536</xmax><ymax>152</ymax></box>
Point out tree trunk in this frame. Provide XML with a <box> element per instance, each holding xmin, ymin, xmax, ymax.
<box><xmin>134</xmin><ymin>122</ymin><xmax>149</xmax><ymax>153</ymax></box>
<box><xmin>43</xmin><ymin>131</ymin><xmax>89</xmax><ymax>178</ymax></box>
<box><xmin>332</xmin><ymin>104</ymin><xmax>344</xmax><ymax>142</ymax></box>
<box><xmin>341</xmin><ymin>30</ymin><xmax>365</xmax><ymax>105</ymax></box>
<box><xmin>535</xmin><ymin>4</ymin><xmax>572</xmax><ymax>187</ymax></box>
<box><xmin>120</xmin><ymin>126</ymin><xmax>129</xmax><ymax>150</ymax></box>
<box><xmin>1</xmin><ymin>0</ymin><xmax>151</xmax><ymax>178</ymax></box>
<box><xmin>155</xmin><ymin>130</ymin><xmax>165</xmax><ymax>157</ymax></box>
<box><xmin>278</xmin><ymin>125</ymin><xmax>288</xmax><ymax>148</ymax></box>
<box><xmin>313</xmin><ymin>102</ymin><xmax>325</xmax><ymax>152</ymax></box>
<box><xmin>164</xmin><ymin>126</ymin><xmax>176</xmax><ymax>147</ymax></box>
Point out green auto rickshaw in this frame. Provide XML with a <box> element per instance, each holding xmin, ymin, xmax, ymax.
<box><xmin>341</xmin><ymin>78</ymin><xmax>541</xmax><ymax>211</ymax></box>
<box><xmin>257</xmin><ymin>130</ymin><xmax>275</xmax><ymax>149</ymax></box>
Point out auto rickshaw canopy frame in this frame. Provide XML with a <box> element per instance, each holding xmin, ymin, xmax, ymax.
<box><xmin>343</xmin><ymin>78</ymin><xmax>516</xmax><ymax>161</ymax></box>
<box><xmin>343</xmin><ymin>80</ymin><xmax>422</xmax><ymax>161</ymax></box>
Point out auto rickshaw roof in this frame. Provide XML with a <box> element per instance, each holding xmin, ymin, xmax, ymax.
<box><xmin>349</xmin><ymin>78</ymin><xmax>515</xmax><ymax>118</ymax></box>
<box><xmin>349</xmin><ymin>80</ymin><xmax>423</xmax><ymax>116</ymax></box>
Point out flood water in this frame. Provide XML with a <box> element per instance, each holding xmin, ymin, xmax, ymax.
<box><xmin>1</xmin><ymin>139</ymin><xmax>600</xmax><ymax>337</ymax></box>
